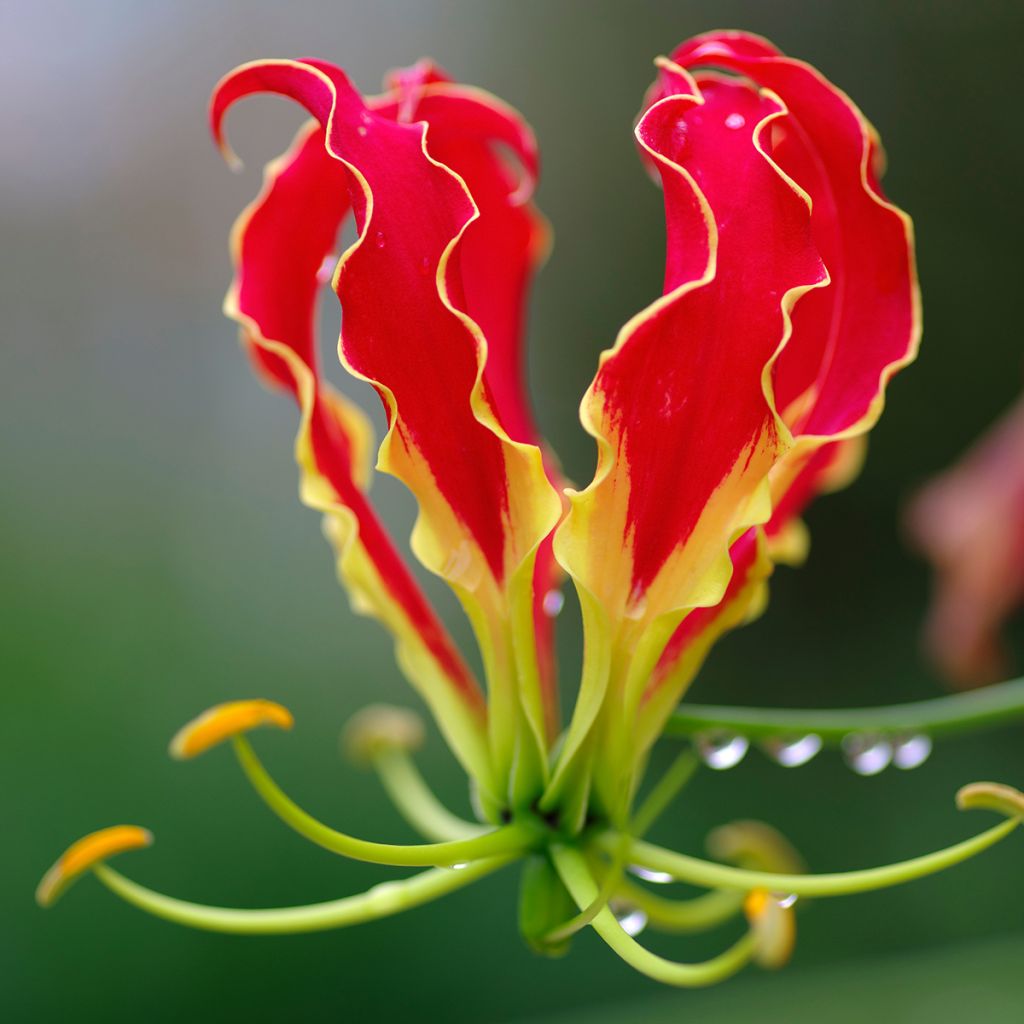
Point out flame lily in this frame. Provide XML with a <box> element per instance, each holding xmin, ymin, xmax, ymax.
<box><xmin>41</xmin><ymin>32</ymin><xmax>1024</xmax><ymax>987</ymax></box>
<box><xmin>907</xmin><ymin>394</ymin><xmax>1024</xmax><ymax>686</ymax></box>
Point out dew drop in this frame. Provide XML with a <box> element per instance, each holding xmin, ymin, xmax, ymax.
<box><xmin>697</xmin><ymin>731</ymin><xmax>749</xmax><ymax>770</ymax></box>
<box><xmin>612</xmin><ymin>904</ymin><xmax>648</xmax><ymax>937</ymax></box>
<box><xmin>542</xmin><ymin>589</ymin><xmax>565</xmax><ymax>618</ymax></box>
<box><xmin>892</xmin><ymin>733</ymin><xmax>932</xmax><ymax>770</ymax></box>
<box><xmin>761</xmin><ymin>733</ymin><xmax>822</xmax><ymax>768</ymax></box>
<box><xmin>442</xmin><ymin>541</ymin><xmax>474</xmax><ymax>583</ymax></box>
<box><xmin>724</xmin><ymin>112</ymin><xmax>746</xmax><ymax>130</ymax></box>
<box><xmin>841</xmin><ymin>733</ymin><xmax>893</xmax><ymax>776</ymax></box>
<box><xmin>628</xmin><ymin>864</ymin><xmax>674</xmax><ymax>885</ymax></box>
<box><xmin>356</xmin><ymin>124</ymin><xmax>368</xmax><ymax>137</ymax></box>
<box><xmin>374</xmin><ymin>230</ymin><xmax>386</xmax><ymax>249</ymax></box>
<box><xmin>419</xmin><ymin>255</ymin><xmax>432</xmax><ymax>276</ymax></box>
<box><xmin>316</xmin><ymin>254</ymin><xmax>338</xmax><ymax>285</ymax></box>
<box><xmin>625</xmin><ymin>594</ymin><xmax>648</xmax><ymax>621</ymax></box>
<box><xmin>774</xmin><ymin>893</ymin><xmax>798</xmax><ymax>909</ymax></box>
<box><xmin>449</xmin><ymin>862</ymin><xmax>469</xmax><ymax>871</ymax></box>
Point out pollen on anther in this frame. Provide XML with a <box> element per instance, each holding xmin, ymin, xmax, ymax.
<box><xmin>36</xmin><ymin>825</ymin><xmax>153</xmax><ymax>907</ymax></box>
<box><xmin>743</xmin><ymin>888</ymin><xmax>796</xmax><ymax>970</ymax></box>
<box><xmin>169</xmin><ymin>699</ymin><xmax>294</xmax><ymax>760</ymax></box>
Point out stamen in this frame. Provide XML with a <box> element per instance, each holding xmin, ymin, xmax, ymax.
<box><xmin>89</xmin><ymin>856</ymin><xmax>514</xmax><ymax>933</ymax></box>
<box><xmin>552</xmin><ymin>845</ymin><xmax>758</xmax><ymax>987</ymax></box>
<box><xmin>170</xmin><ymin>700</ymin><xmax>293</xmax><ymax>760</ymax></box>
<box><xmin>706</xmin><ymin>820</ymin><xmax>807</xmax><ymax>874</ymax></box>
<box><xmin>342</xmin><ymin>704</ymin><xmax>425</xmax><ymax>765</ymax></box>
<box><xmin>956</xmin><ymin>781</ymin><xmax>1024</xmax><ymax>817</ymax></box>
<box><xmin>232</xmin><ymin>735</ymin><xmax>538</xmax><ymax>866</ymax></box>
<box><xmin>615</xmin><ymin>879</ymin><xmax>744</xmax><ymax>933</ymax></box>
<box><xmin>341</xmin><ymin>705</ymin><xmax>483</xmax><ymax>841</ymax></box>
<box><xmin>743</xmin><ymin>889</ymin><xmax>796</xmax><ymax>969</ymax></box>
<box><xmin>36</xmin><ymin>825</ymin><xmax>152</xmax><ymax>907</ymax></box>
<box><xmin>631</xmin><ymin>750</ymin><xmax>699</xmax><ymax>837</ymax></box>
<box><xmin>606</xmin><ymin>809</ymin><xmax>1019</xmax><ymax>898</ymax></box>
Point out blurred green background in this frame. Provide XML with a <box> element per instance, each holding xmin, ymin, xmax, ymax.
<box><xmin>4</xmin><ymin>1</ymin><xmax>1024</xmax><ymax>1021</ymax></box>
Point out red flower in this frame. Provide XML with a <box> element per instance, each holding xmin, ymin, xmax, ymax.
<box><xmin>64</xmin><ymin>36</ymin><xmax>1024</xmax><ymax>994</ymax></box>
<box><xmin>908</xmin><ymin>396</ymin><xmax>1024</xmax><ymax>686</ymax></box>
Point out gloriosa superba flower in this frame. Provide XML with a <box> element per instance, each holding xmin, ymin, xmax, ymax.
<box><xmin>40</xmin><ymin>31</ymin><xmax>1024</xmax><ymax>987</ymax></box>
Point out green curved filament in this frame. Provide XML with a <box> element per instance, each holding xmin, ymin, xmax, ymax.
<box><xmin>234</xmin><ymin>736</ymin><xmax>537</xmax><ymax>866</ymax></box>
<box><xmin>604</xmin><ymin>816</ymin><xmax>1019</xmax><ymax>897</ymax></box>
<box><xmin>631</xmin><ymin>750</ymin><xmax>699</xmax><ymax>837</ymax></box>
<box><xmin>370</xmin><ymin>747</ymin><xmax>487</xmax><ymax>842</ymax></box>
<box><xmin>664</xmin><ymin>677</ymin><xmax>1024</xmax><ymax>744</ymax></box>
<box><xmin>92</xmin><ymin>856</ymin><xmax>513</xmax><ymax>934</ymax></box>
<box><xmin>615</xmin><ymin>878</ymin><xmax>745</xmax><ymax>933</ymax></box>
<box><xmin>552</xmin><ymin>845</ymin><xmax>757</xmax><ymax>987</ymax></box>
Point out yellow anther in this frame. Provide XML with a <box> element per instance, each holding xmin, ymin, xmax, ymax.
<box><xmin>169</xmin><ymin>699</ymin><xmax>293</xmax><ymax>760</ymax></box>
<box><xmin>743</xmin><ymin>888</ymin><xmax>796</xmax><ymax>970</ymax></box>
<box><xmin>36</xmin><ymin>825</ymin><xmax>153</xmax><ymax>907</ymax></box>
<box><xmin>342</xmin><ymin>705</ymin><xmax>425</xmax><ymax>766</ymax></box>
<box><xmin>956</xmin><ymin>781</ymin><xmax>1024</xmax><ymax>818</ymax></box>
<box><xmin>707</xmin><ymin>819</ymin><xmax>806</xmax><ymax>874</ymax></box>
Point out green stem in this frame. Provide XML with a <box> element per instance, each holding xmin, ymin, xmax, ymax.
<box><xmin>233</xmin><ymin>737</ymin><xmax>537</xmax><ymax>866</ymax></box>
<box><xmin>616</xmin><ymin>877</ymin><xmax>745</xmax><ymax>934</ymax></box>
<box><xmin>664</xmin><ymin>677</ymin><xmax>1024</xmax><ymax>743</ymax></box>
<box><xmin>92</xmin><ymin>856</ymin><xmax>512</xmax><ymax>934</ymax></box>
<box><xmin>551</xmin><ymin>845</ymin><xmax>757</xmax><ymax>987</ymax></box>
<box><xmin>371</xmin><ymin>748</ymin><xmax>486</xmax><ymax>842</ymax></box>
<box><xmin>603</xmin><ymin>817</ymin><xmax>1019</xmax><ymax>897</ymax></box>
<box><xmin>631</xmin><ymin>750</ymin><xmax>699</xmax><ymax>837</ymax></box>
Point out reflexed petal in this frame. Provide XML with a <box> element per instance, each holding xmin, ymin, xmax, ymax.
<box><xmin>221</xmin><ymin>107</ymin><xmax>491</xmax><ymax>792</ymax></box>
<box><xmin>551</xmin><ymin>65</ymin><xmax>826</xmax><ymax>807</ymax></box>
<box><xmin>213</xmin><ymin>60</ymin><xmax>562</xmax><ymax>793</ymax></box>
<box><xmin>641</xmin><ymin>31</ymin><xmax>919</xmax><ymax>723</ymax></box>
<box><xmin>907</xmin><ymin>396</ymin><xmax>1024</xmax><ymax>686</ymax></box>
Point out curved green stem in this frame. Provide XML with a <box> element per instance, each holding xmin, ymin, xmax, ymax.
<box><xmin>371</xmin><ymin>748</ymin><xmax>486</xmax><ymax>842</ymax></box>
<box><xmin>631</xmin><ymin>750</ymin><xmax>699</xmax><ymax>837</ymax></box>
<box><xmin>233</xmin><ymin>737</ymin><xmax>537</xmax><ymax>866</ymax></box>
<box><xmin>664</xmin><ymin>677</ymin><xmax>1024</xmax><ymax>744</ymax></box>
<box><xmin>92</xmin><ymin>856</ymin><xmax>512</xmax><ymax>934</ymax></box>
<box><xmin>552</xmin><ymin>845</ymin><xmax>757</xmax><ymax>987</ymax></box>
<box><xmin>602</xmin><ymin>817</ymin><xmax>1019</xmax><ymax>897</ymax></box>
<box><xmin>616</xmin><ymin>877</ymin><xmax>745</xmax><ymax>933</ymax></box>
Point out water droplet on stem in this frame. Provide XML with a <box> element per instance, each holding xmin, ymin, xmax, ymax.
<box><xmin>761</xmin><ymin>734</ymin><xmax>822</xmax><ymax>768</ymax></box>
<box><xmin>841</xmin><ymin>734</ymin><xmax>893</xmax><ymax>776</ymax></box>
<box><xmin>697</xmin><ymin>731</ymin><xmax>749</xmax><ymax>770</ymax></box>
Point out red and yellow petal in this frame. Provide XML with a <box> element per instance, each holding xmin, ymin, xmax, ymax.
<box><xmin>221</xmin><ymin>105</ymin><xmax>492</xmax><ymax>792</ymax></box>
<box><xmin>552</xmin><ymin>67</ymin><xmax>826</xmax><ymax>806</ymax></box>
<box><xmin>213</xmin><ymin>60</ymin><xmax>562</xmax><ymax>795</ymax></box>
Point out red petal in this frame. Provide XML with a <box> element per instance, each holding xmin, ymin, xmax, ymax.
<box><xmin>907</xmin><ymin>397</ymin><xmax>1024</xmax><ymax>686</ymax></box>
<box><xmin>224</xmin><ymin>114</ymin><xmax>493</xmax><ymax>787</ymax></box>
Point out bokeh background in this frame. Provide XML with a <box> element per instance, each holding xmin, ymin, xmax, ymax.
<box><xmin>4</xmin><ymin>1</ymin><xmax>1024</xmax><ymax>1021</ymax></box>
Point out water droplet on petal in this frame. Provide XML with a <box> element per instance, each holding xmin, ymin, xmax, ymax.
<box><xmin>356</xmin><ymin>124</ymin><xmax>368</xmax><ymax>137</ymax></box>
<box><xmin>374</xmin><ymin>230</ymin><xmax>386</xmax><ymax>249</ymax></box>
<box><xmin>419</xmin><ymin>255</ymin><xmax>432</xmax><ymax>276</ymax></box>
<box><xmin>628</xmin><ymin>865</ymin><xmax>674</xmax><ymax>885</ymax></box>
<box><xmin>442</xmin><ymin>541</ymin><xmax>475</xmax><ymax>585</ymax></box>
<box><xmin>774</xmin><ymin>892</ymin><xmax>798</xmax><ymax>909</ymax></box>
<box><xmin>316</xmin><ymin>254</ymin><xmax>338</xmax><ymax>285</ymax></box>
<box><xmin>761</xmin><ymin>734</ymin><xmax>822</xmax><ymax>768</ymax></box>
<box><xmin>542</xmin><ymin>589</ymin><xmax>565</xmax><ymax>617</ymax></box>
<box><xmin>725</xmin><ymin>112</ymin><xmax>746</xmax><ymax>130</ymax></box>
<box><xmin>449</xmin><ymin>862</ymin><xmax>469</xmax><ymax>870</ymax></box>
<box><xmin>892</xmin><ymin>733</ymin><xmax>932</xmax><ymax>770</ymax></box>
<box><xmin>841</xmin><ymin>734</ymin><xmax>893</xmax><ymax>776</ymax></box>
<box><xmin>612</xmin><ymin>904</ymin><xmax>648</xmax><ymax>937</ymax></box>
<box><xmin>625</xmin><ymin>594</ymin><xmax>648</xmax><ymax>621</ymax></box>
<box><xmin>697</xmin><ymin>731</ymin><xmax>749</xmax><ymax>770</ymax></box>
